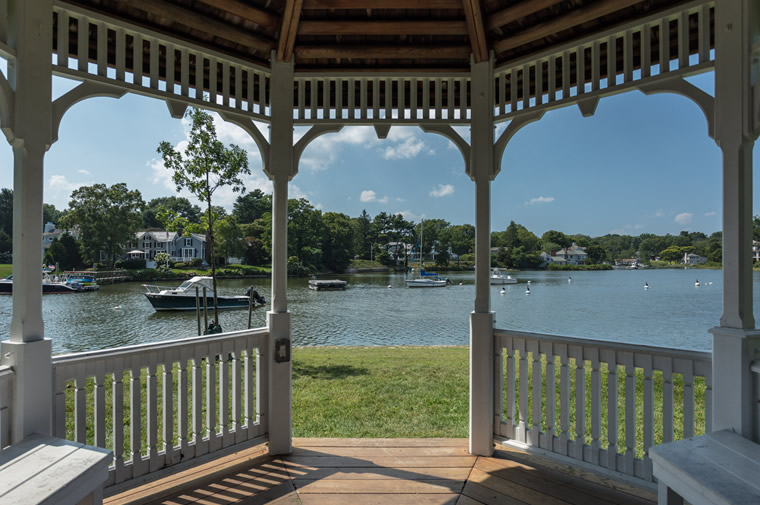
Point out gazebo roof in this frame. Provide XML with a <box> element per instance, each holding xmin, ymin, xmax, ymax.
<box><xmin>59</xmin><ymin>0</ymin><xmax>695</xmax><ymax>72</ymax></box>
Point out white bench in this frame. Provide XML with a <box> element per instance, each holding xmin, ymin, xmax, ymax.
<box><xmin>0</xmin><ymin>434</ymin><xmax>112</xmax><ymax>505</ymax></box>
<box><xmin>649</xmin><ymin>430</ymin><xmax>760</xmax><ymax>505</ymax></box>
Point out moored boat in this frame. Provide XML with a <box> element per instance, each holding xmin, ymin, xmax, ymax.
<box><xmin>143</xmin><ymin>276</ymin><xmax>266</xmax><ymax>311</ymax></box>
<box><xmin>490</xmin><ymin>268</ymin><xmax>517</xmax><ymax>285</ymax></box>
<box><xmin>0</xmin><ymin>273</ymin><xmax>99</xmax><ymax>294</ymax></box>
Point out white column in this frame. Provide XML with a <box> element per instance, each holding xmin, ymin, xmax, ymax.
<box><xmin>265</xmin><ymin>55</ymin><xmax>294</xmax><ymax>455</ymax></box>
<box><xmin>709</xmin><ymin>0</ymin><xmax>760</xmax><ymax>440</ymax></box>
<box><xmin>0</xmin><ymin>0</ymin><xmax>54</xmax><ymax>441</ymax></box>
<box><xmin>469</xmin><ymin>57</ymin><xmax>495</xmax><ymax>456</ymax></box>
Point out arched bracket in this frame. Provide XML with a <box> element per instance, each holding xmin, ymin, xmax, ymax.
<box><xmin>52</xmin><ymin>81</ymin><xmax>127</xmax><ymax>144</ymax></box>
<box><xmin>419</xmin><ymin>125</ymin><xmax>470</xmax><ymax>176</ymax></box>
<box><xmin>166</xmin><ymin>100</ymin><xmax>188</xmax><ymax>119</ymax></box>
<box><xmin>219</xmin><ymin>112</ymin><xmax>272</xmax><ymax>176</ymax></box>
<box><xmin>638</xmin><ymin>78</ymin><xmax>715</xmax><ymax>139</ymax></box>
<box><xmin>494</xmin><ymin>111</ymin><xmax>545</xmax><ymax>178</ymax></box>
<box><xmin>0</xmin><ymin>70</ymin><xmax>14</xmax><ymax>144</ymax></box>
<box><xmin>293</xmin><ymin>124</ymin><xmax>344</xmax><ymax>180</ymax></box>
<box><xmin>577</xmin><ymin>97</ymin><xmax>600</xmax><ymax>118</ymax></box>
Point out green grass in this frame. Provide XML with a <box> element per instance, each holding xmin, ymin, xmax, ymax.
<box><xmin>0</xmin><ymin>264</ymin><xmax>10</xmax><ymax>278</ymax></box>
<box><xmin>348</xmin><ymin>259</ymin><xmax>386</xmax><ymax>269</ymax></box>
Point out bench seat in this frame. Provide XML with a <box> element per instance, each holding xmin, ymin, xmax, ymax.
<box><xmin>649</xmin><ymin>430</ymin><xmax>760</xmax><ymax>505</ymax></box>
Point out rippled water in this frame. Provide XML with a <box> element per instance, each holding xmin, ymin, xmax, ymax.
<box><xmin>0</xmin><ymin>268</ymin><xmax>752</xmax><ymax>354</ymax></box>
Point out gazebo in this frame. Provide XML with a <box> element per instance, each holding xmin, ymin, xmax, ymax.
<box><xmin>0</xmin><ymin>0</ymin><xmax>758</xmax><ymax>503</ymax></box>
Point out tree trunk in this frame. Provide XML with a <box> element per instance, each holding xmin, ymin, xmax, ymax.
<box><xmin>207</xmin><ymin>195</ymin><xmax>219</xmax><ymax>325</ymax></box>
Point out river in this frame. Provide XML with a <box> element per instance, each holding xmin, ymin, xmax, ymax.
<box><xmin>0</xmin><ymin>268</ymin><xmax>751</xmax><ymax>354</ymax></box>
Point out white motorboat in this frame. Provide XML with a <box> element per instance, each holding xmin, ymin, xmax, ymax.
<box><xmin>143</xmin><ymin>276</ymin><xmax>266</xmax><ymax>311</ymax></box>
<box><xmin>490</xmin><ymin>268</ymin><xmax>517</xmax><ymax>285</ymax></box>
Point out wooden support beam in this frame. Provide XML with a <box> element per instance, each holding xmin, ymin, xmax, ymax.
<box><xmin>298</xmin><ymin>20</ymin><xmax>468</xmax><ymax>36</ymax></box>
<box><xmin>278</xmin><ymin>0</ymin><xmax>304</xmax><ymax>62</ymax></box>
<box><xmin>294</xmin><ymin>45</ymin><xmax>472</xmax><ymax>60</ymax></box>
<box><xmin>127</xmin><ymin>0</ymin><xmax>274</xmax><ymax>53</ymax></box>
<box><xmin>194</xmin><ymin>0</ymin><xmax>279</xmax><ymax>28</ymax></box>
<box><xmin>462</xmin><ymin>0</ymin><xmax>488</xmax><ymax>63</ymax></box>
<box><xmin>487</xmin><ymin>0</ymin><xmax>563</xmax><ymax>31</ymax></box>
<box><xmin>302</xmin><ymin>0</ymin><xmax>463</xmax><ymax>9</ymax></box>
<box><xmin>493</xmin><ymin>0</ymin><xmax>643</xmax><ymax>55</ymax></box>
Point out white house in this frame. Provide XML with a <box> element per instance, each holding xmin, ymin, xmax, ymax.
<box><xmin>130</xmin><ymin>230</ymin><xmax>206</xmax><ymax>263</ymax></box>
<box><xmin>552</xmin><ymin>243</ymin><xmax>587</xmax><ymax>265</ymax></box>
<box><xmin>683</xmin><ymin>252</ymin><xmax>708</xmax><ymax>265</ymax></box>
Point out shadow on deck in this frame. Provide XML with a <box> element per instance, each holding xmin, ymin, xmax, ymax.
<box><xmin>104</xmin><ymin>439</ymin><xmax>656</xmax><ymax>505</ymax></box>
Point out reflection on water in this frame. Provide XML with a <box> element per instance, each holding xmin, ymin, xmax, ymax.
<box><xmin>0</xmin><ymin>269</ymin><xmax>750</xmax><ymax>354</ymax></box>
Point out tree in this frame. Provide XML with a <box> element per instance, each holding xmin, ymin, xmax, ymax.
<box><xmin>352</xmin><ymin>209</ymin><xmax>372</xmax><ymax>259</ymax></box>
<box><xmin>143</xmin><ymin>196</ymin><xmax>201</xmax><ymax>229</ymax></box>
<box><xmin>322</xmin><ymin>212</ymin><xmax>354</xmax><ymax>272</ymax></box>
<box><xmin>542</xmin><ymin>230</ymin><xmax>570</xmax><ymax>250</ymax></box>
<box><xmin>43</xmin><ymin>203</ymin><xmax>62</xmax><ymax>229</ymax></box>
<box><xmin>448</xmin><ymin>224</ymin><xmax>475</xmax><ymax>265</ymax></box>
<box><xmin>215</xmin><ymin>216</ymin><xmax>246</xmax><ymax>264</ymax></box>
<box><xmin>233</xmin><ymin>189</ymin><xmax>271</xmax><ymax>224</ymax></box>
<box><xmin>288</xmin><ymin>198</ymin><xmax>324</xmax><ymax>269</ymax></box>
<box><xmin>0</xmin><ymin>188</ymin><xmax>12</xmax><ymax>237</ymax></box>
<box><xmin>585</xmin><ymin>244</ymin><xmax>606</xmax><ymax>264</ymax></box>
<box><xmin>62</xmin><ymin>183</ymin><xmax>144</xmax><ymax>266</ymax></box>
<box><xmin>157</xmin><ymin>108</ymin><xmax>250</xmax><ymax>324</ymax></box>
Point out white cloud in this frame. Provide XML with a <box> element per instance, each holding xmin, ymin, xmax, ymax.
<box><xmin>398</xmin><ymin>210</ymin><xmax>422</xmax><ymax>222</ymax></box>
<box><xmin>377</xmin><ymin>196</ymin><xmax>389</xmax><ymax>204</ymax></box>
<box><xmin>382</xmin><ymin>135</ymin><xmax>431</xmax><ymax>160</ymax></box>
<box><xmin>46</xmin><ymin>175</ymin><xmax>90</xmax><ymax>208</ymax></box>
<box><xmin>653</xmin><ymin>208</ymin><xmax>664</xmax><ymax>218</ymax></box>
<box><xmin>360</xmin><ymin>190</ymin><xmax>377</xmax><ymax>203</ymax></box>
<box><xmin>429</xmin><ymin>184</ymin><xmax>455</xmax><ymax>198</ymax></box>
<box><xmin>525</xmin><ymin>196</ymin><xmax>555</xmax><ymax>206</ymax></box>
<box><xmin>675</xmin><ymin>212</ymin><xmax>693</xmax><ymax>225</ymax></box>
<box><xmin>704</xmin><ymin>211</ymin><xmax>716</xmax><ymax>217</ymax></box>
<box><xmin>77</xmin><ymin>169</ymin><xmax>90</xmax><ymax>175</ymax></box>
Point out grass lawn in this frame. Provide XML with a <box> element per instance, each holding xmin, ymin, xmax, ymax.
<box><xmin>0</xmin><ymin>264</ymin><xmax>9</xmax><ymax>278</ymax></box>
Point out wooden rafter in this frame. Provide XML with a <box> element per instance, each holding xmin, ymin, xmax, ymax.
<box><xmin>293</xmin><ymin>45</ymin><xmax>472</xmax><ymax>60</ymax></box>
<box><xmin>194</xmin><ymin>0</ymin><xmax>279</xmax><ymax>29</ymax></box>
<box><xmin>278</xmin><ymin>0</ymin><xmax>304</xmax><ymax>62</ymax></box>
<box><xmin>462</xmin><ymin>0</ymin><xmax>487</xmax><ymax>63</ymax></box>
<box><xmin>302</xmin><ymin>0</ymin><xmax>463</xmax><ymax>9</ymax></box>
<box><xmin>493</xmin><ymin>0</ymin><xmax>643</xmax><ymax>54</ymax></box>
<box><xmin>298</xmin><ymin>20</ymin><xmax>468</xmax><ymax>36</ymax></box>
<box><xmin>487</xmin><ymin>0</ymin><xmax>563</xmax><ymax>32</ymax></box>
<box><xmin>127</xmin><ymin>0</ymin><xmax>274</xmax><ymax>53</ymax></box>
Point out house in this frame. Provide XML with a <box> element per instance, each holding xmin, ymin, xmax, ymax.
<box><xmin>42</xmin><ymin>222</ymin><xmax>79</xmax><ymax>257</ymax></box>
<box><xmin>683</xmin><ymin>252</ymin><xmax>708</xmax><ymax>265</ymax></box>
<box><xmin>753</xmin><ymin>240</ymin><xmax>760</xmax><ymax>261</ymax></box>
<box><xmin>129</xmin><ymin>230</ymin><xmax>206</xmax><ymax>263</ymax></box>
<box><xmin>552</xmin><ymin>242</ymin><xmax>587</xmax><ymax>265</ymax></box>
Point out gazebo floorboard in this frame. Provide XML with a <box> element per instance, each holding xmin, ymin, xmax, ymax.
<box><xmin>104</xmin><ymin>439</ymin><xmax>656</xmax><ymax>505</ymax></box>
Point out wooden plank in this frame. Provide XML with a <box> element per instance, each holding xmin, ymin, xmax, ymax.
<box><xmin>299</xmin><ymin>20</ymin><xmax>467</xmax><ymax>36</ymax></box>
<box><xmin>294</xmin><ymin>478</ymin><xmax>465</xmax><ymax>494</ymax></box>
<box><xmin>282</xmin><ymin>455</ymin><xmax>477</xmax><ymax>468</ymax></box>
<box><xmin>277</xmin><ymin>0</ymin><xmax>304</xmax><ymax>63</ymax></box>
<box><xmin>286</xmin><ymin>466</ymin><xmax>472</xmax><ymax>480</ymax></box>
<box><xmin>493</xmin><ymin>0</ymin><xmax>643</xmax><ymax>54</ymax></box>
<box><xmin>462</xmin><ymin>0</ymin><xmax>488</xmax><ymax>63</ymax></box>
<box><xmin>302</xmin><ymin>0</ymin><xmax>462</xmax><ymax>8</ymax></box>
<box><xmin>294</xmin><ymin>46</ymin><xmax>472</xmax><ymax>60</ymax></box>
<box><xmin>195</xmin><ymin>0</ymin><xmax>279</xmax><ymax>28</ymax></box>
<box><xmin>294</xmin><ymin>438</ymin><xmax>469</xmax><ymax>448</ymax></box>
<box><xmin>290</xmin><ymin>446</ymin><xmax>471</xmax><ymax>457</ymax></box>
<box><xmin>300</xmin><ymin>495</ymin><xmax>461</xmax><ymax>505</ymax></box>
<box><xmin>461</xmin><ymin>481</ymin><xmax>526</xmax><ymax>505</ymax></box>
<box><xmin>487</xmin><ymin>0</ymin><xmax>563</xmax><ymax>31</ymax></box>
<box><xmin>468</xmin><ymin>468</ymin><xmax>570</xmax><ymax>505</ymax></box>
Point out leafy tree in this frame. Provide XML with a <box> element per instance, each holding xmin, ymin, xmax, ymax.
<box><xmin>215</xmin><ymin>216</ymin><xmax>246</xmax><ymax>264</ymax></box>
<box><xmin>157</xmin><ymin>108</ymin><xmax>250</xmax><ymax>323</ymax></box>
<box><xmin>322</xmin><ymin>212</ymin><xmax>354</xmax><ymax>272</ymax></box>
<box><xmin>352</xmin><ymin>209</ymin><xmax>372</xmax><ymax>259</ymax></box>
<box><xmin>287</xmin><ymin>198</ymin><xmax>324</xmax><ymax>268</ymax></box>
<box><xmin>233</xmin><ymin>189</ymin><xmax>271</xmax><ymax>224</ymax></box>
<box><xmin>143</xmin><ymin>196</ymin><xmax>201</xmax><ymax>229</ymax></box>
<box><xmin>754</xmin><ymin>216</ymin><xmax>760</xmax><ymax>241</ymax></box>
<box><xmin>542</xmin><ymin>230</ymin><xmax>570</xmax><ymax>249</ymax></box>
<box><xmin>243</xmin><ymin>236</ymin><xmax>267</xmax><ymax>266</ymax></box>
<box><xmin>0</xmin><ymin>188</ymin><xmax>12</xmax><ymax>237</ymax></box>
<box><xmin>43</xmin><ymin>203</ymin><xmax>62</xmax><ymax>229</ymax></box>
<box><xmin>585</xmin><ymin>244</ymin><xmax>606</xmax><ymax>264</ymax></box>
<box><xmin>154</xmin><ymin>252</ymin><xmax>171</xmax><ymax>273</ymax></box>
<box><xmin>0</xmin><ymin>230</ymin><xmax>10</xmax><ymax>254</ymax></box>
<box><xmin>62</xmin><ymin>183</ymin><xmax>144</xmax><ymax>266</ymax></box>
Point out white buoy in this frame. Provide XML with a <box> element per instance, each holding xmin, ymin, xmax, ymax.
<box><xmin>500</xmin><ymin>287</ymin><xmax>505</xmax><ymax>295</ymax></box>
<box><xmin>709</xmin><ymin>281</ymin><xmax>713</xmax><ymax>285</ymax></box>
<box><xmin>526</xmin><ymin>285</ymin><xmax>531</xmax><ymax>295</ymax></box>
<box><xmin>387</xmin><ymin>285</ymin><xmax>392</xmax><ymax>288</ymax></box>
<box><xmin>644</xmin><ymin>282</ymin><xmax>649</xmax><ymax>290</ymax></box>
<box><xmin>568</xmin><ymin>276</ymin><xmax>572</xmax><ymax>283</ymax></box>
<box><xmin>459</xmin><ymin>282</ymin><xmax>463</xmax><ymax>286</ymax></box>
<box><xmin>114</xmin><ymin>305</ymin><xmax>122</xmax><ymax>310</ymax></box>
<box><xmin>527</xmin><ymin>280</ymin><xmax>531</xmax><ymax>285</ymax></box>
<box><xmin>695</xmin><ymin>279</ymin><xmax>700</xmax><ymax>287</ymax></box>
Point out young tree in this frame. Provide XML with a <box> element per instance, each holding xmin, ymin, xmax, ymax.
<box><xmin>157</xmin><ymin>108</ymin><xmax>250</xmax><ymax>324</ymax></box>
<box><xmin>62</xmin><ymin>183</ymin><xmax>144</xmax><ymax>266</ymax></box>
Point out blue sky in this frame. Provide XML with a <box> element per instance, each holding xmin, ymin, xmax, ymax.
<box><xmin>0</xmin><ymin>70</ymin><xmax>754</xmax><ymax>237</ymax></box>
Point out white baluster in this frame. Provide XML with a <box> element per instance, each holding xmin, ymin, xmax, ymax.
<box><xmin>590</xmin><ymin>348</ymin><xmax>601</xmax><ymax>465</ymax></box>
<box><xmin>94</xmin><ymin>370</ymin><xmax>106</xmax><ymax>448</ymax></box>
<box><xmin>572</xmin><ymin>346</ymin><xmax>585</xmax><ymax>461</ymax></box>
<box><xmin>559</xmin><ymin>343</ymin><xmax>569</xmax><ymax>456</ymax></box>
<box><xmin>642</xmin><ymin>354</ymin><xmax>654</xmax><ymax>480</ymax></box>
<box><xmin>77</xmin><ymin>15</ymin><xmax>88</xmax><ymax>73</ymax></box>
<box><xmin>642</xmin><ymin>24</ymin><xmax>652</xmax><ymax>78</ymax></box>
<box><xmin>622</xmin><ymin>352</ymin><xmax>635</xmax><ymax>475</ymax></box>
<box><xmin>96</xmin><ymin>21</ymin><xmax>106</xmax><ymax>77</ymax></box>
<box><xmin>544</xmin><ymin>342</ymin><xmax>555</xmax><ymax>451</ymax></box>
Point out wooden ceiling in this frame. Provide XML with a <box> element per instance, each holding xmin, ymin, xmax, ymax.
<box><xmin>60</xmin><ymin>0</ymin><xmax>694</xmax><ymax>72</ymax></box>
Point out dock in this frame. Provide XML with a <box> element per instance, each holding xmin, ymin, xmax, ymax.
<box><xmin>308</xmin><ymin>279</ymin><xmax>347</xmax><ymax>291</ymax></box>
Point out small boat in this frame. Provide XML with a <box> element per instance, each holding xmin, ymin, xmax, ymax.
<box><xmin>0</xmin><ymin>273</ymin><xmax>99</xmax><ymax>294</ymax></box>
<box><xmin>143</xmin><ymin>276</ymin><xmax>266</xmax><ymax>311</ymax></box>
<box><xmin>490</xmin><ymin>268</ymin><xmax>517</xmax><ymax>285</ymax></box>
<box><xmin>308</xmin><ymin>278</ymin><xmax>347</xmax><ymax>291</ymax></box>
<box><xmin>406</xmin><ymin>219</ymin><xmax>449</xmax><ymax>288</ymax></box>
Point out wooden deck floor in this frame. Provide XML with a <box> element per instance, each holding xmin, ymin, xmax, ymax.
<box><xmin>105</xmin><ymin>439</ymin><xmax>656</xmax><ymax>505</ymax></box>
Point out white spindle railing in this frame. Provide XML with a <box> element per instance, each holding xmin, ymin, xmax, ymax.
<box><xmin>493</xmin><ymin>0</ymin><xmax>714</xmax><ymax>121</ymax></box>
<box><xmin>52</xmin><ymin>328</ymin><xmax>268</xmax><ymax>487</ymax></box>
<box><xmin>494</xmin><ymin>329</ymin><xmax>712</xmax><ymax>483</ymax></box>
<box><xmin>0</xmin><ymin>365</ymin><xmax>13</xmax><ymax>451</ymax></box>
<box><xmin>293</xmin><ymin>74</ymin><xmax>471</xmax><ymax>125</ymax></box>
<box><xmin>52</xmin><ymin>2</ymin><xmax>271</xmax><ymax>120</ymax></box>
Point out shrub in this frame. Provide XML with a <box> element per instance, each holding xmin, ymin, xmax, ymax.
<box><xmin>115</xmin><ymin>258</ymin><xmax>146</xmax><ymax>270</ymax></box>
<box><xmin>0</xmin><ymin>251</ymin><xmax>11</xmax><ymax>263</ymax></box>
<box><xmin>190</xmin><ymin>258</ymin><xmax>203</xmax><ymax>267</ymax></box>
<box><xmin>287</xmin><ymin>257</ymin><xmax>309</xmax><ymax>277</ymax></box>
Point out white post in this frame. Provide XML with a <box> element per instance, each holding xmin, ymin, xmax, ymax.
<box><xmin>266</xmin><ymin>54</ymin><xmax>294</xmax><ymax>455</ymax></box>
<box><xmin>709</xmin><ymin>0</ymin><xmax>760</xmax><ymax>440</ymax></box>
<box><xmin>469</xmin><ymin>56</ymin><xmax>495</xmax><ymax>456</ymax></box>
<box><xmin>0</xmin><ymin>0</ymin><xmax>54</xmax><ymax>442</ymax></box>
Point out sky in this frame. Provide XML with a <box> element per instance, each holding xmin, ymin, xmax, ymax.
<box><xmin>0</xmin><ymin>69</ymin><xmax>755</xmax><ymax>238</ymax></box>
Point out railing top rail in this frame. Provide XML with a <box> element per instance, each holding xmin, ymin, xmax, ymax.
<box><xmin>294</xmin><ymin>71</ymin><xmax>471</xmax><ymax>80</ymax></box>
<box><xmin>495</xmin><ymin>327</ymin><xmax>711</xmax><ymax>362</ymax></box>
<box><xmin>52</xmin><ymin>326</ymin><xmax>269</xmax><ymax>365</ymax></box>
<box><xmin>0</xmin><ymin>365</ymin><xmax>13</xmax><ymax>378</ymax></box>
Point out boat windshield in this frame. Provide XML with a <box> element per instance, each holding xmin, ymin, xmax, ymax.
<box><xmin>177</xmin><ymin>280</ymin><xmax>195</xmax><ymax>290</ymax></box>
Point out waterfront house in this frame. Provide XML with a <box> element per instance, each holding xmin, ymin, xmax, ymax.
<box><xmin>1</xmin><ymin>1</ymin><xmax>758</xmax><ymax>504</ymax></box>
<box><xmin>683</xmin><ymin>252</ymin><xmax>708</xmax><ymax>265</ymax></box>
<box><xmin>553</xmin><ymin>242</ymin><xmax>588</xmax><ymax>265</ymax></box>
<box><xmin>129</xmin><ymin>230</ymin><xmax>206</xmax><ymax>263</ymax></box>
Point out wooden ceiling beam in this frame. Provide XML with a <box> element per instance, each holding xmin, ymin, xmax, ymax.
<box><xmin>127</xmin><ymin>0</ymin><xmax>274</xmax><ymax>53</ymax></box>
<box><xmin>294</xmin><ymin>45</ymin><xmax>472</xmax><ymax>59</ymax></box>
<box><xmin>302</xmin><ymin>0</ymin><xmax>463</xmax><ymax>9</ymax></box>
<box><xmin>278</xmin><ymin>0</ymin><xmax>304</xmax><ymax>62</ymax></box>
<box><xmin>298</xmin><ymin>20</ymin><xmax>468</xmax><ymax>36</ymax></box>
<box><xmin>194</xmin><ymin>0</ymin><xmax>279</xmax><ymax>29</ymax></box>
<box><xmin>462</xmin><ymin>0</ymin><xmax>487</xmax><ymax>63</ymax></box>
<box><xmin>487</xmin><ymin>0</ymin><xmax>563</xmax><ymax>31</ymax></box>
<box><xmin>493</xmin><ymin>0</ymin><xmax>643</xmax><ymax>54</ymax></box>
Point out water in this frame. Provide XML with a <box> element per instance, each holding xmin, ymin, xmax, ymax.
<box><xmin>0</xmin><ymin>269</ymin><xmax>749</xmax><ymax>354</ymax></box>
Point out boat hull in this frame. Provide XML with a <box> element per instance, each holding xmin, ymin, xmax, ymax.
<box><xmin>490</xmin><ymin>278</ymin><xmax>517</xmax><ymax>285</ymax></box>
<box><xmin>145</xmin><ymin>293</ymin><xmax>261</xmax><ymax>311</ymax></box>
<box><xmin>405</xmin><ymin>279</ymin><xmax>448</xmax><ymax>288</ymax></box>
<box><xmin>0</xmin><ymin>280</ymin><xmax>97</xmax><ymax>294</ymax></box>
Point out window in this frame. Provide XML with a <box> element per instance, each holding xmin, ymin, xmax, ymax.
<box><xmin>184</xmin><ymin>238</ymin><xmax>193</xmax><ymax>247</ymax></box>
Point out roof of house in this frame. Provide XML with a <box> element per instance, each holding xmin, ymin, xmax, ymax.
<box><xmin>136</xmin><ymin>231</ymin><xmax>206</xmax><ymax>243</ymax></box>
